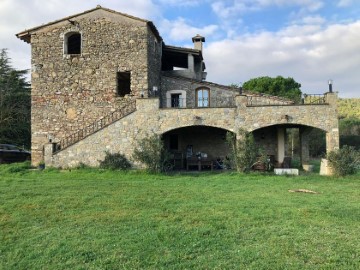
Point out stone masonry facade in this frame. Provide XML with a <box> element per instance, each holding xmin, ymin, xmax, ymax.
<box><xmin>46</xmin><ymin>95</ymin><xmax>338</xmax><ymax>168</ymax></box>
<box><xmin>18</xmin><ymin>6</ymin><xmax>339</xmax><ymax>173</ymax></box>
<box><xmin>18</xmin><ymin>7</ymin><xmax>162</xmax><ymax>164</ymax></box>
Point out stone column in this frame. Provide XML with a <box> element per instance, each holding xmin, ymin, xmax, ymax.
<box><xmin>44</xmin><ymin>143</ymin><xmax>55</xmax><ymax>167</ymax></box>
<box><xmin>325</xmin><ymin>92</ymin><xmax>338</xmax><ymax>107</ymax></box>
<box><xmin>31</xmin><ymin>133</ymin><xmax>48</xmax><ymax>166</ymax></box>
<box><xmin>299</xmin><ymin>127</ymin><xmax>311</xmax><ymax>165</ymax></box>
<box><xmin>277</xmin><ymin>127</ymin><xmax>285</xmax><ymax>164</ymax></box>
<box><xmin>326</xmin><ymin>128</ymin><xmax>340</xmax><ymax>154</ymax></box>
<box><xmin>235</xmin><ymin>95</ymin><xmax>248</xmax><ymax>108</ymax></box>
<box><xmin>188</xmin><ymin>54</ymin><xmax>194</xmax><ymax>71</ymax></box>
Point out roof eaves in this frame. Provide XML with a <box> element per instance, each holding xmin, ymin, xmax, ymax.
<box><xmin>162</xmin><ymin>74</ymin><xmax>240</xmax><ymax>91</ymax></box>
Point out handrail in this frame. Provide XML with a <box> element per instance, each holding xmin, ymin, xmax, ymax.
<box><xmin>247</xmin><ymin>94</ymin><xmax>328</xmax><ymax>106</ymax></box>
<box><xmin>163</xmin><ymin>97</ymin><xmax>236</xmax><ymax>108</ymax></box>
<box><xmin>247</xmin><ymin>96</ymin><xmax>294</xmax><ymax>106</ymax></box>
<box><xmin>54</xmin><ymin>100</ymin><xmax>136</xmax><ymax>153</ymax></box>
<box><xmin>302</xmin><ymin>94</ymin><xmax>327</xmax><ymax>104</ymax></box>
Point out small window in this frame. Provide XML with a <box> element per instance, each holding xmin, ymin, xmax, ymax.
<box><xmin>64</xmin><ymin>32</ymin><xmax>81</xmax><ymax>54</ymax></box>
<box><xmin>196</xmin><ymin>88</ymin><xmax>210</xmax><ymax>107</ymax></box>
<box><xmin>117</xmin><ymin>72</ymin><xmax>131</xmax><ymax>96</ymax></box>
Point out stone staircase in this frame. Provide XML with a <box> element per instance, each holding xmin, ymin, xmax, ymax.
<box><xmin>54</xmin><ymin>100</ymin><xmax>136</xmax><ymax>153</ymax></box>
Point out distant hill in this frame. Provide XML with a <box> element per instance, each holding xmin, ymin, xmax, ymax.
<box><xmin>338</xmin><ymin>98</ymin><xmax>360</xmax><ymax>119</ymax></box>
<box><xmin>337</xmin><ymin>98</ymin><xmax>360</xmax><ymax>147</ymax></box>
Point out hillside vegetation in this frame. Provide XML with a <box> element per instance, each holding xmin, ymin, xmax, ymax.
<box><xmin>338</xmin><ymin>98</ymin><xmax>360</xmax><ymax>119</ymax></box>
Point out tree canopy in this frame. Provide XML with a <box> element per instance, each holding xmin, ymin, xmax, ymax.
<box><xmin>242</xmin><ymin>76</ymin><xmax>302</xmax><ymax>102</ymax></box>
<box><xmin>0</xmin><ymin>49</ymin><xmax>31</xmax><ymax>148</ymax></box>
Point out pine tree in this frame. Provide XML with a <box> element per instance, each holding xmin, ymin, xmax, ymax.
<box><xmin>0</xmin><ymin>49</ymin><xmax>31</xmax><ymax>148</ymax></box>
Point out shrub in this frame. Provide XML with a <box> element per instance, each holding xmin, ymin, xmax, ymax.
<box><xmin>99</xmin><ymin>151</ymin><xmax>131</xmax><ymax>170</ymax></box>
<box><xmin>132</xmin><ymin>133</ymin><xmax>172</xmax><ymax>173</ymax></box>
<box><xmin>327</xmin><ymin>145</ymin><xmax>360</xmax><ymax>177</ymax></box>
<box><xmin>226</xmin><ymin>128</ymin><xmax>262</xmax><ymax>173</ymax></box>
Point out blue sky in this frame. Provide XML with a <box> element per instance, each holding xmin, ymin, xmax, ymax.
<box><xmin>1</xmin><ymin>0</ymin><xmax>359</xmax><ymax>97</ymax></box>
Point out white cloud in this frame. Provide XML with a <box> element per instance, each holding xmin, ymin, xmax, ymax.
<box><xmin>337</xmin><ymin>0</ymin><xmax>353</xmax><ymax>7</ymax></box>
<box><xmin>156</xmin><ymin>0</ymin><xmax>201</xmax><ymax>7</ymax></box>
<box><xmin>204</xmin><ymin>21</ymin><xmax>360</xmax><ymax>97</ymax></box>
<box><xmin>160</xmin><ymin>18</ymin><xmax>219</xmax><ymax>42</ymax></box>
<box><xmin>211</xmin><ymin>0</ymin><xmax>324</xmax><ymax>19</ymax></box>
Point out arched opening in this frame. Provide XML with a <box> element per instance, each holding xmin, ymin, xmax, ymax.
<box><xmin>163</xmin><ymin>125</ymin><xmax>232</xmax><ymax>170</ymax></box>
<box><xmin>252</xmin><ymin>124</ymin><xmax>326</xmax><ymax>170</ymax></box>
<box><xmin>64</xmin><ymin>32</ymin><xmax>81</xmax><ymax>54</ymax></box>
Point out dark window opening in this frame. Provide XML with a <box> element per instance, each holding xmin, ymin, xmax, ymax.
<box><xmin>66</xmin><ymin>33</ymin><xmax>81</xmax><ymax>54</ymax></box>
<box><xmin>117</xmin><ymin>72</ymin><xmax>131</xmax><ymax>97</ymax></box>
<box><xmin>171</xmin><ymin>94</ymin><xmax>181</xmax><ymax>107</ymax></box>
<box><xmin>169</xmin><ymin>134</ymin><xmax>179</xmax><ymax>150</ymax></box>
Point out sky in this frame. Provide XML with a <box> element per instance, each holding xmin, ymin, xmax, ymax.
<box><xmin>1</xmin><ymin>0</ymin><xmax>360</xmax><ymax>98</ymax></box>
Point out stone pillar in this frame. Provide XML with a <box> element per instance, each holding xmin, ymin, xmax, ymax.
<box><xmin>44</xmin><ymin>143</ymin><xmax>55</xmax><ymax>167</ymax></box>
<box><xmin>277</xmin><ymin>127</ymin><xmax>285</xmax><ymax>163</ymax></box>
<box><xmin>235</xmin><ymin>95</ymin><xmax>248</xmax><ymax>108</ymax></box>
<box><xmin>325</xmin><ymin>92</ymin><xmax>338</xmax><ymax>107</ymax></box>
<box><xmin>299</xmin><ymin>127</ymin><xmax>311</xmax><ymax>165</ymax></box>
<box><xmin>136</xmin><ymin>97</ymin><xmax>160</xmax><ymax>111</ymax></box>
<box><xmin>31</xmin><ymin>133</ymin><xmax>48</xmax><ymax>166</ymax></box>
<box><xmin>188</xmin><ymin>54</ymin><xmax>194</xmax><ymax>71</ymax></box>
<box><xmin>326</xmin><ymin>128</ymin><xmax>340</xmax><ymax>154</ymax></box>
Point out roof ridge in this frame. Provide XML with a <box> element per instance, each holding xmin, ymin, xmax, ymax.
<box><xmin>16</xmin><ymin>6</ymin><xmax>162</xmax><ymax>43</ymax></box>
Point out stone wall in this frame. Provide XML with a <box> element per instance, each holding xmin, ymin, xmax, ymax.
<box><xmin>47</xmin><ymin>95</ymin><xmax>339</xmax><ymax>169</ymax></box>
<box><xmin>30</xmin><ymin>9</ymin><xmax>160</xmax><ymax>165</ymax></box>
<box><xmin>161</xmin><ymin>76</ymin><xmax>238</xmax><ymax>108</ymax></box>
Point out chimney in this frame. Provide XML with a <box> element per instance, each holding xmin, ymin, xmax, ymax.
<box><xmin>328</xmin><ymin>79</ymin><xmax>333</xmax><ymax>93</ymax></box>
<box><xmin>192</xmin><ymin>34</ymin><xmax>205</xmax><ymax>51</ymax></box>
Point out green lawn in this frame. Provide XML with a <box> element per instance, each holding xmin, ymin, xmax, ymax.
<box><xmin>0</xmin><ymin>163</ymin><xmax>359</xmax><ymax>269</ymax></box>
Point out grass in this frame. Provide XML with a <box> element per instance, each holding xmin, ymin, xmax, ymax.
<box><xmin>0</xmin><ymin>162</ymin><xmax>359</xmax><ymax>269</ymax></box>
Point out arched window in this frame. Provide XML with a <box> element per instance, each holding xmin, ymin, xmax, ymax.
<box><xmin>196</xmin><ymin>88</ymin><xmax>210</xmax><ymax>107</ymax></box>
<box><xmin>64</xmin><ymin>32</ymin><xmax>81</xmax><ymax>54</ymax></box>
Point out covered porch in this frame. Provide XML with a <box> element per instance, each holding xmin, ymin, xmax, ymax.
<box><xmin>252</xmin><ymin>124</ymin><xmax>327</xmax><ymax>171</ymax></box>
<box><xmin>162</xmin><ymin>125</ymin><xmax>231</xmax><ymax>171</ymax></box>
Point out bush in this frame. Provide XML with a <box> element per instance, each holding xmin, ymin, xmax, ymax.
<box><xmin>226</xmin><ymin>129</ymin><xmax>262</xmax><ymax>173</ymax></box>
<box><xmin>340</xmin><ymin>135</ymin><xmax>360</xmax><ymax>150</ymax></box>
<box><xmin>99</xmin><ymin>151</ymin><xmax>131</xmax><ymax>170</ymax></box>
<box><xmin>327</xmin><ymin>145</ymin><xmax>360</xmax><ymax>177</ymax></box>
<box><xmin>132</xmin><ymin>133</ymin><xmax>172</xmax><ymax>173</ymax></box>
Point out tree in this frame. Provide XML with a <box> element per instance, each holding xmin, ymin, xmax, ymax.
<box><xmin>242</xmin><ymin>76</ymin><xmax>302</xmax><ymax>102</ymax></box>
<box><xmin>226</xmin><ymin>129</ymin><xmax>262</xmax><ymax>173</ymax></box>
<box><xmin>0</xmin><ymin>49</ymin><xmax>31</xmax><ymax>148</ymax></box>
<box><xmin>327</xmin><ymin>146</ymin><xmax>360</xmax><ymax>177</ymax></box>
<box><xmin>132</xmin><ymin>133</ymin><xmax>172</xmax><ymax>173</ymax></box>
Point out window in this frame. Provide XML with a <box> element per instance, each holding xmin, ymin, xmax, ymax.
<box><xmin>196</xmin><ymin>88</ymin><xmax>210</xmax><ymax>107</ymax></box>
<box><xmin>117</xmin><ymin>72</ymin><xmax>131</xmax><ymax>96</ymax></box>
<box><xmin>64</xmin><ymin>32</ymin><xmax>81</xmax><ymax>54</ymax></box>
<box><xmin>171</xmin><ymin>94</ymin><xmax>181</xmax><ymax>108</ymax></box>
<box><xmin>166</xmin><ymin>90</ymin><xmax>186</xmax><ymax>108</ymax></box>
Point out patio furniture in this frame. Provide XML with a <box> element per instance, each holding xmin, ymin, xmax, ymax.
<box><xmin>186</xmin><ymin>157</ymin><xmax>213</xmax><ymax>171</ymax></box>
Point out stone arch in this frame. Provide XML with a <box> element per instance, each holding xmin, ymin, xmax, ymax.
<box><xmin>160</xmin><ymin>123</ymin><xmax>235</xmax><ymax>136</ymax></box>
<box><xmin>249</xmin><ymin>123</ymin><xmax>337</xmax><ymax>168</ymax></box>
<box><xmin>162</xmin><ymin>125</ymin><xmax>235</xmax><ymax>169</ymax></box>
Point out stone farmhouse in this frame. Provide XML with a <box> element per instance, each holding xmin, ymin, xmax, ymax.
<box><xmin>17</xmin><ymin>6</ymin><xmax>339</xmax><ymax>173</ymax></box>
